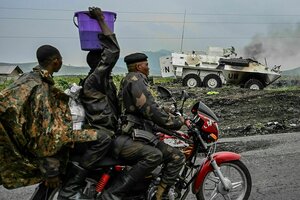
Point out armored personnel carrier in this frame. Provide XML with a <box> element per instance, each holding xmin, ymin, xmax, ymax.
<box><xmin>160</xmin><ymin>47</ymin><xmax>281</xmax><ymax>89</ymax></box>
<box><xmin>218</xmin><ymin>57</ymin><xmax>281</xmax><ymax>89</ymax></box>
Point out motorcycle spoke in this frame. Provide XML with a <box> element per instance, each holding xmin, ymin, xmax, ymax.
<box><xmin>222</xmin><ymin>194</ymin><xmax>232</xmax><ymax>200</ymax></box>
<box><xmin>224</xmin><ymin>166</ymin><xmax>232</xmax><ymax>177</ymax></box>
<box><xmin>208</xmin><ymin>187</ymin><xmax>218</xmax><ymax>200</ymax></box>
<box><xmin>232</xmin><ymin>181</ymin><xmax>243</xmax><ymax>189</ymax></box>
<box><xmin>207</xmin><ymin>175</ymin><xmax>220</xmax><ymax>183</ymax></box>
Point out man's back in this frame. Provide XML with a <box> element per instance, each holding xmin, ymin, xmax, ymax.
<box><xmin>0</xmin><ymin>70</ymin><xmax>46</xmax><ymax>189</ymax></box>
<box><xmin>0</xmin><ymin>67</ymin><xmax>98</xmax><ymax>189</ymax></box>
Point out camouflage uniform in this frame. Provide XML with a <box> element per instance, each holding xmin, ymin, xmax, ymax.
<box><xmin>117</xmin><ymin>71</ymin><xmax>185</xmax><ymax>186</ymax></box>
<box><xmin>0</xmin><ymin>67</ymin><xmax>98</xmax><ymax>189</ymax></box>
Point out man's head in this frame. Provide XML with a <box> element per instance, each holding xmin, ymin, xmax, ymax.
<box><xmin>36</xmin><ymin>45</ymin><xmax>62</xmax><ymax>74</ymax></box>
<box><xmin>86</xmin><ymin>50</ymin><xmax>103</xmax><ymax>70</ymax></box>
<box><xmin>124</xmin><ymin>53</ymin><xmax>149</xmax><ymax>76</ymax></box>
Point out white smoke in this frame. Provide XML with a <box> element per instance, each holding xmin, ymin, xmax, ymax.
<box><xmin>242</xmin><ymin>24</ymin><xmax>300</xmax><ymax>70</ymax></box>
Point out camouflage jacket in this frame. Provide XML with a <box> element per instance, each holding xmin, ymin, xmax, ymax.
<box><xmin>0</xmin><ymin>67</ymin><xmax>98</xmax><ymax>189</ymax></box>
<box><xmin>80</xmin><ymin>34</ymin><xmax>120</xmax><ymax>133</ymax></box>
<box><xmin>119</xmin><ymin>72</ymin><xmax>183</xmax><ymax>132</ymax></box>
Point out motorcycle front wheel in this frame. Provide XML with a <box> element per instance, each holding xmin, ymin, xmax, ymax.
<box><xmin>196</xmin><ymin>160</ymin><xmax>252</xmax><ymax>200</ymax></box>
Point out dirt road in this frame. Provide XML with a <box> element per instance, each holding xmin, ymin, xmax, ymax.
<box><xmin>187</xmin><ymin>131</ymin><xmax>300</xmax><ymax>200</ymax></box>
<box><xmin>1</xmin><ymin>132</ymin><xmax>299</xmax><ymax>200</ymax></box>
<box><xmin>238</xmin><ymin>132</ymin><xmax>300</xmax><ymax>200</ymax></box>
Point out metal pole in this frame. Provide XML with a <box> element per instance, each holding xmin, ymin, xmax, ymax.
<box><xmin>180</xmin><ymin>10</ymin><xmax>186</xmax><ymax>53</ymax></box>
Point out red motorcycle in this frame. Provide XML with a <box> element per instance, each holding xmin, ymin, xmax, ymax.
<box><xmin>30</xmin><ymin>86</ymin><xmax>252</xmax><ymax>200</ymax></box>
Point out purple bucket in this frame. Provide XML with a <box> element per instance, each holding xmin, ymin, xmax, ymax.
<box><xmin>73</xmin><ymin>11</ymin><xmax>116</xmax><ymax>51</ymax></box>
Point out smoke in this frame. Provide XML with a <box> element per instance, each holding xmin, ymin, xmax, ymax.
<box><xmin>242</xmin><ymin>24</ymin><xmax>300</xmax><ymax>70</ymax></box>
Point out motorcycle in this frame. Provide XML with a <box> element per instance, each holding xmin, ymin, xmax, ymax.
<box><xmin>30</xmin><ymin>86</ymin><xmax>252</xmax><ymax>200</ymax></box>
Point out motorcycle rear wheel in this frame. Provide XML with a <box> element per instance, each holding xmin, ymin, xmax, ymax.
<box><xmin>29</xmin><ymin>183</ymin><xmax>58</xmax><ymax>200</ymax></box>
<box><xmin>47</xmin><ymin>188</ymin><xmax>59</xmax><ymax>199</ymax></box>
<box><xmin>196</xmin><ymin>160</ymin><xmax>252</xmax><ymax>200</ymax></box>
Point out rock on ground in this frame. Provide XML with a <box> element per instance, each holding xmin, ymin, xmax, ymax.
<box><xmin>155</xmin><ymin>84</ymin><xmax>300</xmax><ymax>138</ymax></box>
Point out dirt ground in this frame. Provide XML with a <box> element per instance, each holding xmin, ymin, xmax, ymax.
<box><xmin>156</xmin><ymin>84</ymin><xmax>300</xmax><ymax>153</ymax></box>
<box><xmin>157</xmin><ymin>84</ymin><xmax>300</xmax><ymax>139</ymax></box>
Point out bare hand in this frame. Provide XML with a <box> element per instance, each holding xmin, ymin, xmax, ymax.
<box><xmin>88</xmin><ymin>7</ymin><xmax>104</xmax><ymax>21</ymax></box>
<box><xmin>178</xmin><ymin>115</ymin><xmax>185</xmax><ymax>124</ymax></box>
<box><xmin>44</xmin><ymin>176</ymin><xmax>61</xmax><ymax>188</ymax></box>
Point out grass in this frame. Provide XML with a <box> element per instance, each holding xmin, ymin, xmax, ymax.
<box><xmin>1</xmin><ymin>75</ymin><xmax>300</xmax><ymax>93</ymax></box>
<box><xmin>267</xmin><ymin>86</ymin><xmax>300</xmax><ymax>92</ymax></box>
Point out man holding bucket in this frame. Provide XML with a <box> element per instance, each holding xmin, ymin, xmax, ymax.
<box><xmin>58</xmin><ymin>7</ymin><xmax>120</xmax><ymax>200</ymax></box>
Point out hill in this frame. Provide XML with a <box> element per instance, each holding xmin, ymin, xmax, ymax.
<box><xmin>142</xmin><ymin>49</ymin><xmax>172</xmax><ymax>75</ymax></box>
<box><xmin>0</xmin><ymin>49</ymin><xmax>171</xmax><ymax>76</ymax></box>
<box><xmin>0</xmin><ymin>62</ymin><xmax>127</xmax><ymax>76</ymax></box>
<box><xmin>3</xmin><ymin>49</ymin><xmax>298</xmax><ymax>77</ymax></box>
<box><xmin>114</xmin><ymin>49</ymin><xmax>172</xmax><ymax>75</ymax></box>
<box><xmin>281</xmin><ymin>66</ymin><xmax>300</xmax><ymax>76</ymax></box>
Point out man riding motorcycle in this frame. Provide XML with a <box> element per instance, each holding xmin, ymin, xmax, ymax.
<box><xmin>103</xmin><ymin>53</ymin><xmax>185</xmax><ymax>200</ymax></box>
<box><xmin>58</xmin><ymin>7</ymin><xmax>121</xmax><ymax>200</ymax></box>
<box><xmin>0</xmin><ymin>45</ymin><xmax>99</xmax><ymax>198</ymax></box>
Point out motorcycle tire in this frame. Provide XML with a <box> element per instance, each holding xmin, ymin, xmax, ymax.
<box><xmin>196</xmin><ymin>160</ymin><xmax>252</xmax><ymax>200</ymax></box>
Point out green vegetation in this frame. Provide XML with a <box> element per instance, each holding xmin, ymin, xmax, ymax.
<box><xmin>0</xmin><ymin>80</ymin><xmax>14</xmax><ymax>91</ymax></box>
<box><xmin>280</xmin><ymin>75</ymin><xmax>300</xmax><ymax>80</ymax></box>
<box><xmin>1</xmin><ymin>75</ymin><xmax>299</xmax><ymax>93</ymax></box>
<box><xmin>54</xmin><ymin>75</ymin><xmax>86</xmax><ymax>90</ymax></box>
<box><xmin>54</xmin><ymin>75</ymin><xmax>125</xmax><ymax>91</ymax></box>
<box><xmin>0</xmin><ymin>75</ymin><xmax>126</xmax><ymax>92</ymax></box>
<box><xmin>269</xmin><ymin>86</ymin><xmax>300</xmax><ymax>92</ymax></box>
<box><xmin>152</xmin><ymin>76</ymin><xmax>176</xmax><ymax>84</ymax></box>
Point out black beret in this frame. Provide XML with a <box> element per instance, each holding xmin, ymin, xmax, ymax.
<box><xmin>124</xmin><ymin>53</ymin><xmax>148</xmax><ymax>65</ymax></box>
<box><xmin>36</xmin><ymin>45</ymin><xmax>61</xmax><ymax>63</ymax></box>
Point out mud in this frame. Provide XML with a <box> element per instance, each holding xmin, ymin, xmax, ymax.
<box><xmin>155</xmin><ymin>83</ymin><xmax>300</xmax><ymax>152</ymax></box>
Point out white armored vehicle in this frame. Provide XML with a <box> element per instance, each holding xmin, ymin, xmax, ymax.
<box><xmin>160</xmin><ymin>47</ymin><xmax>281</xmax><ymax>89</ymax></box>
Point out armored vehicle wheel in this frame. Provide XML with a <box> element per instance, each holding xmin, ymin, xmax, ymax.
<box><xmin>203</xmin><ymin>74</ymin><xmax>222</xmax><ymax>88</ymax></box>
<box><xmin>244</xmin><ymin>79</ymin><xmax>264</xmax><ymax>90</ymax></box>
<box><xmin>183</xmin><ymin>74</ymin><xmax>201</xmax><ymax>87</ymax></box>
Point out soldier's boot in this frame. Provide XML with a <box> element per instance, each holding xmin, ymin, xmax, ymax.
<box><xmin>155</xmin><ymin>182</ymin><xmax>167</xmax><ymax>200</ymax></box>
<box><xmin>57</xmin><ymin>162</ymin><xmax>93</xmax><ymax>200</ymax></box>
<box><xmin>101</xmin><ymin>172</ymin><xmax>136</xmax><ymax>200</ymax></box>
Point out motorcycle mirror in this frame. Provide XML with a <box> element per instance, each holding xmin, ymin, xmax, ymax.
<box><xmin>181</xmin><ymin>90</ymin><xmax>190</xmax><ymax>101</ymax></box>
<box><xmin>179</xmin><ymin>90</ymin><xmax>189</xmax><ymax>114</ymax></box>
<box><xmin>157</xmin><ymin>86</ymin><xmax>173</xmax><ymax>99</ymax></box>
<box><xmin>157</xmin><ymin>85</ymin><xmax>177</xmax><ymax>109</ymax></box>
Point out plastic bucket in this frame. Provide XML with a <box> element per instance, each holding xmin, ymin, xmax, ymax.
<box><xmin>73</xmin><ymin>11</ymin><xmax>116</xmax><ymax>51</ymax></box>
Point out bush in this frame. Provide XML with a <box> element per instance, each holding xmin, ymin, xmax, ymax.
<box><xmin>0</xmin><ymin>80</ymin><xmax>14</xmax><ymax>91</ymax></box>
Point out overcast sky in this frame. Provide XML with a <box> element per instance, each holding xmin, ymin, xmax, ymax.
<box><xmin>1</xmin><ymin>0</ymin><xmax>300</xmax><ymax>70</ymax></box>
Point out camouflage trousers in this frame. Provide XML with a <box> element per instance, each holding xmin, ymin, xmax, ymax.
<box><xmin>113</xmin><ymin>135</ymin><xmax>185</xmax><ymax>186</ymax></box>
<box><xmin>156</xmin><ymin>141</ymin><xmax>185</xmax><ymax>185</ymax></box>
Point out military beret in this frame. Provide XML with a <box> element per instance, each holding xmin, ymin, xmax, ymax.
<box><xmin>36</xmin><ymin>45</ymin><xmax>61</xmax><ymax>63</ymax></box>
<box><xmin>124</xmin><ymin>53</ymin><xmax>148</xmax><ymax>65</ymax></box>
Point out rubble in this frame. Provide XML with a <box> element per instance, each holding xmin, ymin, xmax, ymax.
<box><xmin>155</xmin><ymin>84</ymin><xmax>300</xmax><ymax>138</ymax></box>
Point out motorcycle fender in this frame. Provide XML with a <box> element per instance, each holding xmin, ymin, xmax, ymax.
<box><xmin>192</xmin><ymin>151</ymin><xmax>241</xmax><ymax>194</ymax></box>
